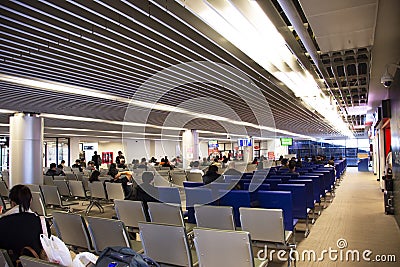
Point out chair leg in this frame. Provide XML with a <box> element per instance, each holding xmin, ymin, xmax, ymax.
<box><xmin>304</xmin><ymin>217</ymin><xmax>310</xmax><ymax>238</ymax></box>
<box><xmin>85</xmin><ymin>201</ymin><xmax>95</xmax><ymax>215</ymax></box>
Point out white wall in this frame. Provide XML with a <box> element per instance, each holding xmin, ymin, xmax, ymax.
<box><xmin>267</xmin><ymin>139</ymin><xmax>288</xmax><ymax>159</ymax></box>
<box><xmin>154</xmin><ymin>140</ymin><xmax>180</xmax><ymax>161</ymax></box>
<box><xmin>124</xmin><ymin>139</ymin><xmax>150</xmax><ymax>163</ymax></box>
<box><xmin>199</xmin><ymin>141</ymin><xmax>208</xmax><ymax>159</ymax></box>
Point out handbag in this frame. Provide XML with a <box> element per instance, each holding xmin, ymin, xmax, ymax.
<box><xmin>40</xmin><ymin>234</ymin><xmax>73</xmax><ymax>267</ymax></box>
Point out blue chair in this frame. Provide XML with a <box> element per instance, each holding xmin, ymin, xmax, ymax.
<box><xmin>297</xmin><ymin>176</ymin><xmax>321</xmax><ymax>203</ymax></box>
<box><xmin>210</xmin><ymin>183</ymin><xmax>232</xmax><ymax>200</ymax></box>
<box><xmin>183</xmin><ymin>181</ymin><xmax>204</xmax><ymax>188</ymax></box>
<box><xmin>263</xmin><ymin>179</ymin><xmax>281</xmax><ymax>190</ymax></box>
<box><xmin>218</xmin><ymin>190</ymin><xmax>251</xmax><ymax>227</ymax></box>
<box><xmin>288</xmin><ymin>179</ymin><xmax>316</xmax><ymax>223</ymax></box>
<box><xmin>277</xmin><ymin>184</ymin><xmax>310</xmax><ymax>237</ymax></box>
<box><xmin>185</xmin><ymin>187</ymin><xmax>214</xmax><ymax>224</ymax></box>
<box><xmin>256</xmin><ymin>191</ymin><xmax>298</xmax><ymax>232</ymax></box>
<box><xmin>243</xmin><ymin>183</ymin><xmax>271</xmax><ymax>202</ymax></box>
<box><xmin>223</xmin><ymin>175</ymin><xmax>241</xmax><ymax>183</ymax></box>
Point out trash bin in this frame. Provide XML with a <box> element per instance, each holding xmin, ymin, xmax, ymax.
<box><xmin>357</xmin><ymin>158</ymin><xmax>369</xmax><ymax>172</ymax></box>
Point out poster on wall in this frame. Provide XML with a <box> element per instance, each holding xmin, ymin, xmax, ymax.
<box><xmin>102</xmin><ymin>152</ymin><xmax>113</xmax><ymax>164</ymax></box>
<box><xmin>268</xmin><ymin>151</ymin><xmax>275</xmax><ymax>160</ymax></box>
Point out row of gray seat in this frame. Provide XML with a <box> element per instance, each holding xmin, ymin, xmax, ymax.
<box><xmin>49</xmin><ymin>200</ymin><xmax>292</xmax><ymax>267</ymax></box>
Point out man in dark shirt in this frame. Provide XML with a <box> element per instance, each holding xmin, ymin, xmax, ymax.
<box><xmin>92</xmin><ymin>151</ymin><xmax>102</xmax><ymax>170</ymax></box>
<box><xmin>116</xmin><ymin>151</ymin><xmax>125</xmax><ymax>165</ymax></box>
<box><xmin>45</xmin><ymin>163</ymin><xmax>64</xmax><ymax>176</ymax></box>
<box><xmin>202</xmin><ymin>165</ymin><xmax>221</xmax><ymax>185</ymax></box>
<box><xmin>135</xmin><ymin>172</ymin><xmax>159</xmax><ymax>221</ymax></box>
<box><xmin>72</xmin><ymin>159</ymin><xmax>83</xmax><ymax>172</ymax></box>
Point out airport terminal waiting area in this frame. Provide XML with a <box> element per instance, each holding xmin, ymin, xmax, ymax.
<box><xmin>0</xmin><ymin>160</ymin><xmax>348</xmax><ymax>266</ymax></box>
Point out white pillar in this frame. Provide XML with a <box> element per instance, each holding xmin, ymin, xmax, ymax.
<box><xmin>182</xmin><ymin>130</ymin><xmax>199</xmax><ymax>169</ymax></box>
<box><xmin>242</xmin><ymin>138</ymin><xmax>254</xmax><ymax>163</ymax></box>
<box><xmin>69</xmin><ymin>137</ymin><xmax>80</xmax><ymax>167</ymax></box>
<box><xmin>149</xmin><ymin>140</ymin><xmax>155</xmax><ymax>158</ymax></box>
<box><xmin>9</xmin><ymin>113</ymin><xmax>43</xmax><ymax>186</ymax></box>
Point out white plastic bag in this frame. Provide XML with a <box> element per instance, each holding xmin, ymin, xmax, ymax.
<box><xmin>40</xmin><ymin>234</ymin><xmax>73</xmax><ymax>267</ymax></box>
<box><xmin>72</xmin><ymin>252</ymin><xmax>98</xmax><ymax>267</ymax></box>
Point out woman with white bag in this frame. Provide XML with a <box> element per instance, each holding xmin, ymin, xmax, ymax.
<box><xmin>0</xmin><ymin>185</ymin><xmax>50</xmax><ymax>265</ymax></box>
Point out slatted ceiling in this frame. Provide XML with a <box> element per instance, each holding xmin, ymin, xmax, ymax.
<box><xmin>0</xmin><ymin>0</ymin><xmax>351</xmax><ymax>139</ymax></box>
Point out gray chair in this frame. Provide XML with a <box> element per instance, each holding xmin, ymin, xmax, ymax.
<box><xmin>1</xmin><ymin>170</ymin><xmax>10</xmax><ymax>188</ymax></box>
<box><xmin>153</xmin><ymin>174</ymin><xmax>170</xmax><ymax>187</ymax></box>
<box><xmin>53</xmin><ymin>180</ymin><xmax>71</xmax><ymax>198</ymax></box>
<box><xmin>193</xmin><ymin>228</ymin><xmax>264</xmax><ymax>267</ymax></box>
<box><xmin>86</xmin><ymin>182</ymin><xmax>106</xmax><ymax>215</ymax></box>
<box><xmin>139</xmin><ymin>222</ymin><xmax>196</xmax><ymax>267</ymax></box>
<box><xmin>147</xmin><ymin>202</ymin><xmax>185</xmax><ymax>226</ymax></box>
<box><xmin>105</xmin><ymin>182</ymin><xmax>125</xmax><ymax>200</ymax></box>
<box><xmin>86</xmin><ymin>216</ymin><xmax>142</xmax><ymax>254</ymax></box>
<box><xmin>114</xmin><ymin>199</ymin><xmax>147</xmax><ymax>233</ymax></box>
<box><xmin>43</xmin><ymin>175</ymin><xmax>55</xmax><ymax>186</ymax></box>
<box><xmin>25</xmin><ymin>184</ymin><xmax>41</xmax><ymax>193</ymax></box>
<box><xmin>20</xmin><ymin>256</ymin><xmax>59</xmax><ymax>267</ymax></box>
<box><xmin>0</xmin><ymin>196</ymin><xmax>7</xmax><ymax>213</ymax></box>
<box><xmin>240</xmin><ymin>208</ymin><xmax>296</xmax><ymax>266</ymax></box>
<box><xmin>30</xmin><ymin>192</ymin><xmax>51</xmax><ymax>218</ymax></box>
<box><xmin>68</xmin><ymin>180</ymin><xmax>87</xmax><ymax>199</ymax></box>
<box><xmin>65</xmin><ymin>173</ymin><xmax>77</xmax><ymax>181</ymax></box>
<box><xmin>170</xmin><ymin>173</ymin><xmax>187</xmax><ymax>187</ymax></box>
<box><xmin>40</xmin><ymin>185</ymin><xmax>73</xmax><ymax>209</ymax></box>
<box><xmin>194</xmin><ymin>205</ymin><xmax>235</xmax><ymax>230</ymax></box>
<box><xmin>52</xmin><ymin>211</ymin><xmax>93</xmax><ymax>251</ymax></box>
<box><xmin>0</xmin><ymin>249</ymin><xmax>13</xmax><ymax>267</ymax></box>
<box><xmin>0</xmin><ymin>181</ymin><xmax>9</xmax><ymax>199</ymax></box>
<box><xmin>187</xmin><ymin>172</ymin><xmax>203</xmax><ymax>182</ymax></box>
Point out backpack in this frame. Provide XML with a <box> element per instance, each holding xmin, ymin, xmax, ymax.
<box><xmin>96</xmin><ymin>246</ymin><xmax>159</xmax><ymax>267</ymax></box>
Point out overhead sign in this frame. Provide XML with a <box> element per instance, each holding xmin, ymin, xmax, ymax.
<box><xmin>238</xmin><ymin>138</ymin><xmax>252</xmax><ymax>147</ymax></box>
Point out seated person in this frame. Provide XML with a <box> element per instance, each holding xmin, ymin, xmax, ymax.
<box><xmin>45</xmin><ymin>163</ymin><xmax>64</xmax><ymax>176</ymax></box>
<box><xmin>190</xmin><ymin>161</ymin><xmax>204</xmax><ymax>176</ymax></box>
<box><xmin>56</xmin><ymin>164</ymin><xmax>66</xmax><ymax>176</ymax></box>
<box><xmin>288</xmin><ymin>161</ymin><xmax>299</xmax><ymax>176</ymax></box>
<box><xmin>86</xmin><ymin>161</ymin><xmax>96</xmax><ymax>171</ymax></box>
<box><xmin>223</xmin><ymin>161</ymin><xmax>242</xmax><ymax>176</ymax></box>
<box><xmin>295</xmin><ymin>157</ymin><xmax>303</xmax><ymax>168</ymax></box>
<box><xmin>280</xmin><ymin>159</ymin><xmax>289</xmax><ymax>169</ymax></box>
<box><xmin>89</xmin><ymin>170</ymin><xmax>101</xmax><ymax>183</ymax></box>
<box><xmin>0</xmin><ymin>185</ymin><xmax>48</xmax><ymax>265</ymax></box>
<box><xmin>134</xmin><ymin>172</ymin><xmax>159</xmax><ymax>221</ymax></box>
<box><xmin>137</xmin><ymin>158</ymin><xmax>148</xmax><ymax>171</ymax></box>
<box><xmin>117</xmin><ymin>159</ymin><xmax>127</xmax><ymax>169</ymax></box>
<box><xmin>202</xmin><ymin>165</ymin><xmax>221</xmax><ymax>185</ymax></box>
<box><xmin>201</xmin><ymin>157</ymin><xmax>209</xmax><ymax>166</ymax></box>
<box><xmin>108</xmin><ymin>163</ymin><xmax>134</xmax><ymax>198</ymax></box>
<box><xmin>72</xmin><ymin>159</ymin><xmax>83</xmax><ymax>172</ymax></box>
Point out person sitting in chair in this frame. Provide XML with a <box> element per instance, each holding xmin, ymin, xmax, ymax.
<box><xmin>0</xmin><ymin>185</ymin><xmax>49</xmax><ymax>265</ymax></box>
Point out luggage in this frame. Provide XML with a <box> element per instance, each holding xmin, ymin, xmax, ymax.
<box><xmin>96</xmin><ymin>246</ymin><xmax>159</xmax><ymax>267</ymax></box>
<box><xmin>384</xmin><ymin>191</ymin><xmax>394</xmax><ymax>215</ymax></box>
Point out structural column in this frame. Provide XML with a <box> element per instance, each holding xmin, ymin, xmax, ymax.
<box><xmin>182</xmin><ymin>129</ymin><xmax>199</xmax><ymax>169</ymax></box>
<box><xmin>242</xmin><ymin>137</ymin><xmax>254</xmax><ymax>163</ymax></box>
<box><xmin>9</xmin><ymin>113</ymin><xmax>44</xmax><ymax>186</ymax></box>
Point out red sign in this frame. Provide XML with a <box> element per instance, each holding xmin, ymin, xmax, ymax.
<box><xmin>254</xmin><ymin>146</ymin><xmax>259</xmax><ymax>150</ymax></box>
<box><xmin>102</xmin><ymin>152</ymin><xmax>113</xmax><ymax>164</ymax></box>
<box><xmin>268</xmin><ymin>152</ymin><xmax>275</xmax><ymax>160</ymax></box>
